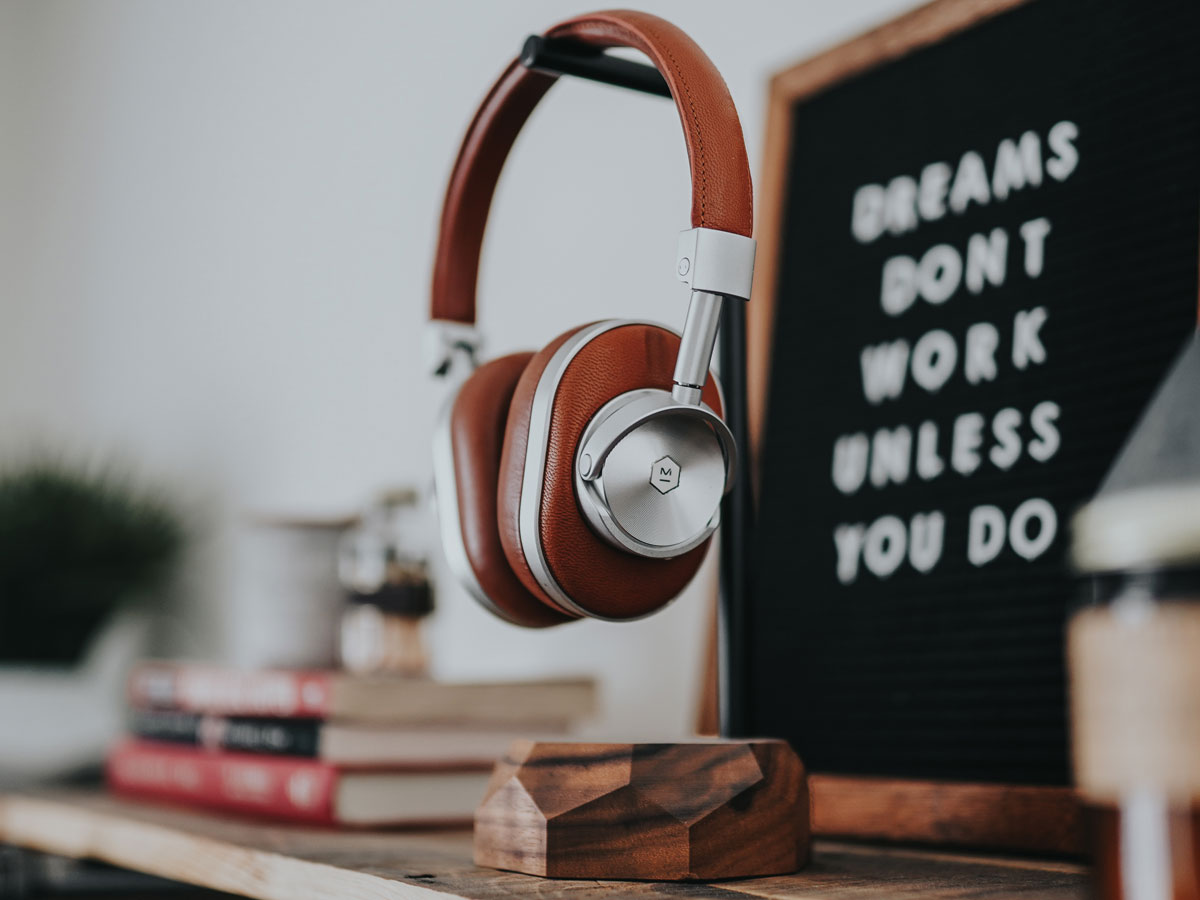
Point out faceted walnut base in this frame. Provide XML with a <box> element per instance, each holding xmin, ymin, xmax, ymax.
<box><xmin>473</xmin><ymin>739</ymin><xmax>810</xmax><ymax>880</ymax></box>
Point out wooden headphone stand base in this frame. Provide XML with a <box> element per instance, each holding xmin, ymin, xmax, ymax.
<box><xmin>472</xmin><ymin>739</ymin><xmax>811</xmax><ymax>880</ymax></box>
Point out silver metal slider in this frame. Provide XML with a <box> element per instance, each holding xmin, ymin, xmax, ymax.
<box><xmin>424</xmin><ymin>320</ymin><xmax>483</xmax><ymax>378</ymax></box>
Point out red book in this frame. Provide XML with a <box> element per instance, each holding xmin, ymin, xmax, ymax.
<box><xmin>127</xmin><ymin>661</ymin><xmax>595</xmax><ymax>725</ymax></box>
<box><xmin>128</xmin><ymin>664</ymin><xmax>337</xmax><ymax>718</ymax></box>
<box><xmin>106</xmin><ymin>740</ymin><xmax>491</xmax><ymax>826</ymax></box>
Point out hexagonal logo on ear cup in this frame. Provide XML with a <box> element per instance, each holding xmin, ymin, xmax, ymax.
<box><xmin>650</xmin><ymin>456</ymin><xmax>680</xmax><ymax>494</ymax></box>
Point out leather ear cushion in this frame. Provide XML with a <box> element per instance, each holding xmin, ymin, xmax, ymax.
<box><xmin>449</xmin><ymin>354</ymin><xmax>577</xmax><ymax>628</ymax></box>
<box><xmin>497</xmin><ymin>323</ymin><xmax>723</xmax><ymax>620</ymax></box>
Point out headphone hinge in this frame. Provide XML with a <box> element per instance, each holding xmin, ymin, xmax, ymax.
<box><xmin>425</xmin><ymin>320</ymin><xmax>483</xmax><ymax>378</ymax></box>
<box><xmin>673</xmin><ymin>228</ymin><xmax>755</xmax><ymax>403</ymax></box>
<box><xmin>675</xmin><ymin>227</ymin><xmax>756</xmax><ymax>301</ymax></box>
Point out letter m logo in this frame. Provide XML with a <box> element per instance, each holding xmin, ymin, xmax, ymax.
<box><xmin>650</xmin><ymin>455</ymin><xmax>681</xmax><ymax>494</ymax></box>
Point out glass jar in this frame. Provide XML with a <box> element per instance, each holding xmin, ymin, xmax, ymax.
<box><xmin>337</xmin><ymin>488</ymin><xmax>434</xmax><ymax>676</ymax></box>
<box><xmin>1072</xmin><ymin>492</ymin><xmax>1200</xmax><ymax>900</ymax></box>
<box><xmin>1069</xmin><ymin>332</ymin><xmax>1200</xmax><ymax>900</ymax></box>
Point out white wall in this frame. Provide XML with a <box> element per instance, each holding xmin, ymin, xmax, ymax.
<box><xmin>0</xmin><ymin>0</ymin><xmax>916</xmax><ymax>736</ymax></box>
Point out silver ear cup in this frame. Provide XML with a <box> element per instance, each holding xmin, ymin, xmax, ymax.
<box><xmin>575</xmin><ymin>388</ymin><xmax>735</xmax><ymax>559</ymax></box>
<box><xmin>600</xmin><ymin>413</ymin><xmax>725</xmax><ymax>547</ymax></box>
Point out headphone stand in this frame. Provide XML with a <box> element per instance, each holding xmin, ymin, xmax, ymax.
<box><xmin>468</xmin><ymin>36</ymin><xmax>802</xmax><ymax>882</ymax></box>
<box><xmin>520</xmin><ymin>35</ymin><xmax>673</xmax><ymax>96</ymax></box>
<box><xmin>473</xmin><ymin>739</ymin><xmax>810</xmax><ymax>880</ymax></box>
<box><xmin>519</xmin><ymin>33</ymin><xmax>760</xmax><ymax>740</ymax></box>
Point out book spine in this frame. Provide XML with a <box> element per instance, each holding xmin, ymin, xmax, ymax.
<box><xmin>106</xmin><ymin>740</ymin><xmax>338</xmax><ymax>823</ymax></box>
<box><xmin>127</xmin><ymin>709</ymin><xmax>203</xmax><ymax>744</ymax></box>
<box><xmin>130</xmin><ymin>711</ymin><xmax>322</xmax><ymax>758</ymax></box>
<box><xmin>128</xmin><ymin>664</ymin><xmax>334</xmax><ymax>718</ymax></box>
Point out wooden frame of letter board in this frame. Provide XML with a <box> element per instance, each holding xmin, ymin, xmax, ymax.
<box><xmin>744</xmin><ymin>0</ymin><xmax>1082</xmax><ymax>856</ymax></box>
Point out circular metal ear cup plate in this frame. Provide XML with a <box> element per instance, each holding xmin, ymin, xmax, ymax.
<box><xmin>506</xmin><ymin>321</ymin><xmax>723</xmax><ymax>621</ymax></box>
<box><xmin>599</xmin><ymin>415</ymin><xmax>725</xmax><ymax>549</ymax></box>
<box><xmin>574</xmin><ymin>386</ymin><xmax>734</xmax><ymax>559</ymax></box>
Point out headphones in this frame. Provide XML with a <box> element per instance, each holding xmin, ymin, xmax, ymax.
<box><xmin>429</xmin><ymin>10</ymin><xmax>755</xmax><ymax>627</ymax></box>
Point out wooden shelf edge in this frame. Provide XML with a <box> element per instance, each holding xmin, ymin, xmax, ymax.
<box><xmin>0</xmin><ymin>791</ymin><xmax>1088</xmax><ymax>900</ymax></box>
<box><xmin>0</xmin><ymin>793</ymin><xmax>438</xmax><ymax>900</ymax></box>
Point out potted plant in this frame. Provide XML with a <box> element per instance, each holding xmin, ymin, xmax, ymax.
<box><xmin>0</xmin><ymin>461</ymin><xmax>183</xmax><ymax>784</ymax></box>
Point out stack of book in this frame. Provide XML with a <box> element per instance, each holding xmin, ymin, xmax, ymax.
<box><xmin>106</xmin><ymin>662</ymin><xmax>595</xmax><ymax>826</ymax></box>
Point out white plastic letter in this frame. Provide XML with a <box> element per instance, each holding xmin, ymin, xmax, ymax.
<box><xmin>832</xmin><ymin>433</ymin><xmax>870</xmax><ymax>494</ymax></box>
<box><xmin>916</xmin><ymin>421</ymin><xmax>944</xmax><ymax>480</ymax></box>
<box><xmin>885</xmin><ymin>176</ymin><xmax>919</xmax><ymax>236</ymax></box>
<box><xmin>918</xmin><ymin>244</ymin><xmax>963</xmax><ymax>304</ymax></box>
<box><xmin>964</xmin><ymin>322</ymin><xmax>999</xmax><ymax>384</ymax></box>
<box><xmin>992</xmin><ymin>131</ymin><xmax>1043</xmax><ymax>200</ymax></box>
<box><xmin>952</xmin><ymin>412</ymin><xmax>985</xmax><ymax>475</ymax></box>
<box><xmin>911</xmin><ymin>329</ymin><xmax>958</xmax><ymax>393</ymax></box>
<box><xmin>852</xmin><ymin>184</ymin><xmax>886</xmax><ymax>243</ymax></box>
<box><xmin>863</xmin><ymin>516</ymin><xmax>907</xmax><ymax>578</ymax></box>
<box><xmin>918</xmin><ymin>162</ymin><xmax>952</xmax><ymax>221</ymax></box>
<box><xmin>1028</xmin><ymin>401</ymin><xmax>1062</xmax><ymax>462</ymax></box>
<box><xmin>1020</xmin><ymin>217</ymin><xmax>1052</xmax><ymax>278</ymax></box>
<box><xmin>870</xmin><ymin>427</ymin><xmax>912</xmax><ymax>488</ymax></box>
<box><xmin>881</xmin><ymin>255</ymin><xmax>918</xmax><ymax>316</ymax></box>
<box><xmin>965</xmin><ymin>228</ymin><xmax>1008</xmax><ymax>294</ymax></box>
<box><xmin>834</xmin><ymin>524</ymin><xmax>866</xmax><ymax>584</ymax></box>
<box><xmin>908</xmin><ymin>512</ymin><xmax>945</xmax><ymax>574</ymax></box>
<box><xmin>949</xmin><ymin>151</ymin><xmax>991</xmax><ymax>214</ymax></box>
<box><xmin>968</xmin><ymin>505</ymin><xmax>1006</xmax><ymax>567</ymax></box>
<box><xmin>1013</xmin><ymin>307</ymin><xmax>1048</xmax><ymax>370</ymax></box>
<box><xmin>860</xmin><ymin>340</ymin><xmax>910</xmax><ymax>404</ymax></box>
<box><xmin>989</xmin><ymin>407</ymin><xmax>1023</xmax><ymax>471</ymax></box>
<box><xmin>1046</xmin><ymin>121</ymin><xmax>1079</xmax><ymax>182</ymax></box>
<box><xmin>1009</xmin><ymin>498</ymin><xmax>1057</xmax><ymax>561</ymax></box>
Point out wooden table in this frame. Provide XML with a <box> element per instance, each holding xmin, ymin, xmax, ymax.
<box><xmin>0</xmin><ymin>792</ymin><xmax>1087</xmax><ymax>899</ymax></box>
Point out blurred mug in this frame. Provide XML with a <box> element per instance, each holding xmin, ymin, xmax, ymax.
<box><xmin>227</xmin><ymin>515</ymin><xmax>353</xmax><ymax>669</ymax></box>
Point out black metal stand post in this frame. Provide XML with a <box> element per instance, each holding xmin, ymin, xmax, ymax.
<box><xmin>520</xmin><ymin>36</ymin><xmax>671</xmax><ymax>97</ymax></box>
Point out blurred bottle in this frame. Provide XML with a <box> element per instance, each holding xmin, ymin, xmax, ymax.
<box><xmin>1069</xmin><ymin>566</ymin><xmax>1200</xmax><ymax>900</ymax></box>
<box><xmin>338</xmin><ymin>488</ymin><xmax>434</xmax><ymax>676</ymax></box>
<box><xmin>1071</xmin><ymin>333</ymin><xmax>1200</xmax><ymax>900</ymax></box>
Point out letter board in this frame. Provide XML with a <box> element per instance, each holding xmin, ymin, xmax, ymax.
<box><xmin>726</xmin><ymin>0</ymin><xmax>1200</xmax><ymax>852</ymax></box>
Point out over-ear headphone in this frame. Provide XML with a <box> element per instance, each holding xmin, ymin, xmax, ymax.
<box><xmin>429</xmin><ymin>10</ymin><xmax>755</xmax><ymax>627</ymax></box>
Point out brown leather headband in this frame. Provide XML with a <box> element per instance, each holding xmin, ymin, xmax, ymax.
<box><xmin>429</xmin><ymin>9</ymin><xmax>754</xmax><ymax>325</ymax></box>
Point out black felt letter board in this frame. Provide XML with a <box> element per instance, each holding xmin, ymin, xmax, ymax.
<box><xmin>736</xmin><ymin>0</ymin><xmax>1200</xmax><ymax>786</ymax></box>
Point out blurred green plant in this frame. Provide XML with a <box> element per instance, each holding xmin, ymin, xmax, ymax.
<box><xmin>0</xmin><ymin>461</ymin><xmax>184</xmax><ymax>665</ymax></box>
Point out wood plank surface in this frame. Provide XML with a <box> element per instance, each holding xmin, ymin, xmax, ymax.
<box><xmin>0</xmin><ymin>791</ymin><xmax>1086</xmax><ymax>900</ymax></box>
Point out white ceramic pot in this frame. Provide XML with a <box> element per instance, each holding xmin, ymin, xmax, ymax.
<box><xmin>0</xmin><ymin>608</ymin><xmax>150</xmax><ymax>786</ymax></box>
